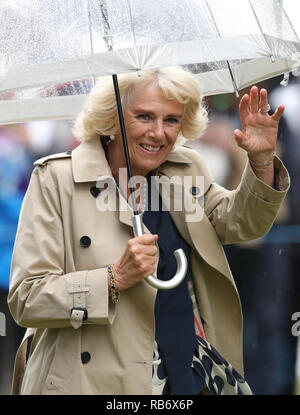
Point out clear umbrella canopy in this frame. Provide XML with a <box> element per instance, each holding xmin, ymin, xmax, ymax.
<box><xmin>0</xmin><ymin>0</ymin><xmax>299</xmax><ymax>124</ymax></box>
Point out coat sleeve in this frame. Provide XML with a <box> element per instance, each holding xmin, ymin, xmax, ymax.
<box><xmin>203</xmin><ymin>155</ymin><xmax>290</xmax><ymax>244</ymax></box>
<box><xmin>8</xmin><ymin>164</ymin><xmax>116</xmax><ymax>329</ymax></box>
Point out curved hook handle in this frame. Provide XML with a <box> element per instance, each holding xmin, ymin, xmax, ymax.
<box><xmin>132</xmin><ymin>214</ymin><xmax>187</xmax><ymax>290</ymax></box>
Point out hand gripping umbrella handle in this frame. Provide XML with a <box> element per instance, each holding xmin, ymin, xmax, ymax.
<box><xmin>132</xmin><ymin>214</ymin><xmax>188</xmax><ymax>290</ymax></box>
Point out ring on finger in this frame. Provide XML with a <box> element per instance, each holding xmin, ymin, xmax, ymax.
<box><xmin>259</xmin><ymin>104</ymin><xmax>271</xmax><ymax>114</ymax></box>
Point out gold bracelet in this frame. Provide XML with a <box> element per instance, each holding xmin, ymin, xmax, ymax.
<box><xmin>107</xmin><ymin>265</ymin><xmax>120</xmax><ymax>304</ymax></box>
<box><xmin>248</xmin><ymin>152</ymin><xmax>275</xmax><ymax>170</ymax></box>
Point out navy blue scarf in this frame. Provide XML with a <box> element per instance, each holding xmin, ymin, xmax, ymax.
<box><xmin>143</xmin><ymin>175</ymin><xmax>205</xmax><ymax>395</ymax></box>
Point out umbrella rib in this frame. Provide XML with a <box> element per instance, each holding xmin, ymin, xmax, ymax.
<box><xmin>248</xmin><ymin>0</ymin><xmax>275</xmax><ymax>62</ymax></box>
<box><xmin>99</xmin><ymin>0</ymin><xmax>113</xmax><ymax>51</ymax></box>
<box><xmin>124</xmin><ymin>0</ymin><xmax>142</xmax><ymax>75</ymax></box>
<box><xmin>281</xmin><ymin>2</ymin><xmax>300</xmax><ymax>41</ymax></box>
<box><xmin>204</xmin><ymin>0</ymin><xmax>239</xmax><ymax>96</ymax></box>
<box><xmin>87</xmin><ymin>0</ymin><xmax>94</xmax><ymax>55</ymax></box>
<box><xmin>87</xmin><ymin>0</ymin><xmax>96</xmax><ymax>87</ymax></box>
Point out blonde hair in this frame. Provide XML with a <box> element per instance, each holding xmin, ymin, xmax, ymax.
<box><xmin>72</xmin><ymin>67</ymin><xmax>208</xmax><ymax>144</ymax></box>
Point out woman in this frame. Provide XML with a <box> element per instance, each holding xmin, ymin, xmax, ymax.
<box><xmin>8</xmin><ymin>67</ymin><xmax>289</xmax><ymax>395</ymax></box>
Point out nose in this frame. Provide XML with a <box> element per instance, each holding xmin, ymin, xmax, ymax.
<box><xmin>150</xmin><ymin>119</ymin><xmax>165</xmax><ymax>140</ymax></box>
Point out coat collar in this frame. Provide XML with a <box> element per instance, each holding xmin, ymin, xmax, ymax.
<box><xmin>71</xmin><ymin>137</ymin><xmax>112</xmax><ymax>183</ymax></box>
<box><xmin>71</xmin><ymin>137</ymin><xmax>192</xmax><ymax>183</ymax></box>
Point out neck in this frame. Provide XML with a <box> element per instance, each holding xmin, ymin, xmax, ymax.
<box><xmin>107</xmin><ymin>144</ymin><xmax>142</xmax><ymax>208</ymax></box>
<box><xmin>107</xmin><ymin>141</ymin><xmax>149</xmax><ymax>180</ymax></box>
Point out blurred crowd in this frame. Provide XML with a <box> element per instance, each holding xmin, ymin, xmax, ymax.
<box><xmin>0</xmin><ymin>74</ymin><xmax>299</xmax><ymax>394</ymax></box>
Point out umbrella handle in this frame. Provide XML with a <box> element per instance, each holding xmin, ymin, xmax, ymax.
<box><xmin>132</xmin><ymin>214</ymin><xmax>188</xmax><ymax>290</ymax></box>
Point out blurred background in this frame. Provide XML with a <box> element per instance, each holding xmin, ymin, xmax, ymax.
<box><xmin>0</xmin><ymin>73</ymin><xmax>299</xmax><ymax>395</ymax></box>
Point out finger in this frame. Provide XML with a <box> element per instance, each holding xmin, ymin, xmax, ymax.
<box><xmin>239</xmin><ymin>93</ymin><xmax>250</xmax><ymax>123</ymax></box>
<box><xmin>130</xmin><ymin>234</ymin><xmax>158</xmax><ymax>248</ymax></box>
<box><xmin>249</xmin><ymin>86</ymin><xmax>259</xmax><ymax>114</ymax></box>
<box><xmin>148</xmin><ymin>256</ymin><xmax>158</xmax><ymax>266</ymax></box>
<box><xmin>233</xmin><ymin>129</ymin><xmax>245</xmax><ymax>144</ymax></box>
<box><xmin>141</xmin><ymin>264</ymin><xmax>156</xmax><ymax>277</ymax></box>
<box><xmin>134</xmin><ymin>258</ymin><xmax>157</xmax><ymax>276</ymax></box>
<box><xmin>139</xmin><ymin>244</ymin><xmax>158</xmax><ymax>256</ymax></box>
<box><xmin>140</xmin><ymin>253</ymin><xmax>159</xmax><ymax>266</ymax></box>
<box><xmin>259</xmin><ymin>88</ymin><xmax>269</xmax><ymax>113</ymax></box>
<box><xmin>272</xmin><ymin>104</ymin><xmax>285</xmax><ymax>122</ymax></box>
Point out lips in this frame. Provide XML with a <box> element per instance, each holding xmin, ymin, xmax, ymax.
<box><xmin>139</xmin><ymin>143</ymin><xmax>163</xmax><ymax>153</ymax></box>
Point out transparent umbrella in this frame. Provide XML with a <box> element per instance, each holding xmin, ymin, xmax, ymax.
<box><xmin>1</xmin><ymin>0</ymin><xmax>299</xmax><ymax>289</ymax></box>
<box><xmin>1</xmin><ymin>0</ymin><xmax>299</xmax><ymax>124</ymax></box>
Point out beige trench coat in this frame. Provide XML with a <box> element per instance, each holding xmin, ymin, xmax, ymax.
<box><xmin>8</xmin><ymin>137</ymin><xmax>289</xmax><ymax>395</ymax></box>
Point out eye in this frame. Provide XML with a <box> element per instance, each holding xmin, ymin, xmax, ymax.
<box><xmin>137</xmin><ymin>114</ymin><xmax>150</xmax><ymax>121</ymax></box>
<box><xmin>165</xmin><ymin>117</ymin><xmax>180</xmax><ymax>124</ymax></box>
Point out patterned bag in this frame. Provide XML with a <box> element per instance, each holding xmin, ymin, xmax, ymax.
<box><xmin>152</xmin><ymin>336</ymin><xmax>252</xmax><ymax>395</ymax></box>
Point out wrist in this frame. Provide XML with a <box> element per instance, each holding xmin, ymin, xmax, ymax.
<box><xmin>112</xmin><ymin>264</ymin><xmax>123</xmax><ymax>292</ymax></box>
<box><xmin>107</xmin><ymin>265</ymin><xmax>120</xmax><ymax>303</ymax></box>
<box><xmin>248</xmin><ymin>151</ymin><xmax>275</xmax><ymax>170</ymax></box>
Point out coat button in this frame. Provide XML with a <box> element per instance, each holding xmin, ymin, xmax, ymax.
<box><xmin>90</xmin><ymin>186</ymin><xmax>100</xmax><ymax>198</ymax></box>
<box><xmin>80</xmin><ymin>236</ymin><xmax>91</xmax><ymax>248</ymax></box>
<box><xmin>190</xmin><ymin>186</ymin><xmax>200</xmax><ymax>196</ymax></box>
<box><xmin>81</xmin><ymin>351</ymin><xmax>91</xmax><ymax>364</ymax></box>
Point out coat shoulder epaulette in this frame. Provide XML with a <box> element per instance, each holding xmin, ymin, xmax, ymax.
<box><xmin>34</xmin><ymin>151</ymin><xmax>72</xmax><ymax>166</ymax></box>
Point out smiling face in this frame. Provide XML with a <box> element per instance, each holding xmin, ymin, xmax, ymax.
<box><xmin>108</xmin><ymin>82</ymin><xmax>183</xmax><ymax>179</ymax></box>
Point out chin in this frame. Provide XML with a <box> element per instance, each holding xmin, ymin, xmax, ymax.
<box><xmin>134</xmin><ymin>162</ymin><xmax>158</xmax><ymax>177</ymax></box>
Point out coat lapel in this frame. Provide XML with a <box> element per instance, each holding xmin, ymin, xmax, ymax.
<box><xmin>159</xmin><ymin>160</ymin><xmax>233</xmax><ymax>283</ymax></box>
